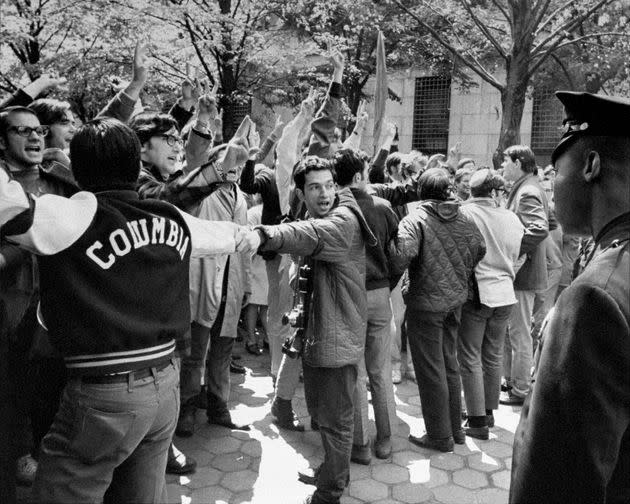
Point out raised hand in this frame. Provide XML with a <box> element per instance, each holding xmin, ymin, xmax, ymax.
<box><xmin>355</xmin><ymin>100</ymin><xmax>369</xmax><ymax>129</ymax></box>
<box><xmin>214</xmin><ymin>108</ymin><xmax>224</xmax><ymax>132</ymax></box>
<box><xmin>197</xmin><ymin>94</ymin><xmax>218</xmax><ymax>121</ymax></box>
<box><xmin>132</xmin><ymin>39</ymin><xmax>150</xmax><ymax>87</ymax></box>
<box><xmin>300</xmin><ymin>87</ymin><xmax>318</xmax><ymax>117</ymax></box>
<box><xmin>247</xmin><ymin>122</ymin><xmax>260</xmax><ymax>160</ymax></box>
<box><xmin>329</xmin><ymin>48</ymin><xmax>345</xmax><ymax>72</ymax></box>
<box><xmin>23</xmin><ymin>73</ymin><xmax>68</xmax><ymax>99</ymax></box>
<box><xmin>271</xmin><ymin>114</ymin><xmax>285</xmax><ymax>137</ymax></box>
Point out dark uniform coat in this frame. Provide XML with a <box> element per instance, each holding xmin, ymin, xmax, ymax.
<box><xmin>510</xmin><ymin>212</ymin><xmax>630</xmax><ymax>504</ymax></box>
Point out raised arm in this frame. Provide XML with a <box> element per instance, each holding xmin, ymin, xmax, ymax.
<box><xmin>369</xmin><ymin>122</ymin><xmax>396</xmax><ymax>183</ymax></box>
<box><xmin>342</xmin><ymin>100</ymin><xmax>368</xmax><ymax>150</ymax></box>
<box><xmin>307</xmin><ymin>48</ymin><xmax>344</xmax><ymax>159</ymax></box>
<box><xmin>0</xmin><ymin>74</ymin><xmax>67</xmax><ymax>109</ymax></box>
<box><xmin>96</xmin><ymin>40</ymin><xmax>149</xmax><ymax>123</ymax></box>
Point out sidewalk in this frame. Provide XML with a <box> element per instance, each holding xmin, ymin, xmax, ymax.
<box><xmin>166</xmin><ymin>349</ymin><xmax>521</xmax><ymax>504</ymax></box>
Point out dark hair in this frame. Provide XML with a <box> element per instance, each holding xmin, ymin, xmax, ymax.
<box><xmin>385</xmin><ymin>152</ymin><xmax>403</xmax><ymax>174</ymax></box>
<box><xmin>29</xmin><ymin>98</ymin><xmax>72</xmax><ymax>126</ymax></box>
<box><xmin>457</xmin><ymin>158</ymin><xmax>475</xmax><ymax>170</ymax></box>
<box><xmin>0</xmin><ymin>106</ymin><xmax>38</xmax><ymax>140</ymax></box>
<box><xmin>454</xmin><ymin>167</ymin><xmax>473</xmax><ymax>184</ymax></box>
<box><xmin>331</xmin><ymin>148</ymin><xmax>365</xmax><ymax>186</ymax></box>
<box><xmin>418</xmin><ymin>167</ymin><xmax>452</xmax><ymax>201</ymax></box>
<box><xmin>70</xmin><ymin>117</ymin><xmax>141</xmax><ymax>191</ymax></box>
<box><xmin>503</xmin><ymin>145</ymin><xmax>537</xmax><ymax>174</ymax></box>
<box><xmin>129</xmin><ymin>113</ymin><xmax>178</xmax><ymax>145</ymax></box>
<box><xmin>293</xmin><ymin>156</ymin><xmax>334</xmax><ymax>192</ymax></box>
<box><xmin>470</xmin><ymin>169</ymin><xmax>506</xmax><ymax>197</ymax></box>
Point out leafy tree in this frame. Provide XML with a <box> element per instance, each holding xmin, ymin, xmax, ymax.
<box><xmin>389</xmin><ymin>0</ymin><xmax>630</xmax><ymax>166</ymax></box>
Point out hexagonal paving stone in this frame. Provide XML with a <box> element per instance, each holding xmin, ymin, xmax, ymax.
<box><xmin>187</xmin><ymin>465</ymin><xmax>223</xmax><ymax>489</ymax></box>
<box><xmin>166</xmin><ymin>483</ymin><xmax>190</xmax><ymax>503</ymax></box>
<box><xmin>479</xmin><ymin>440</ymin><xmax>513</xmax><ymax>458</ymax></box>
<box><xmin>467</xmin><ymin>452</ymin><xmax>502</xmax><ymax>472</ymax></box>
<box><xmin>432</xmin><ymin>483</ymin><xmax>476</xmax><ymax>504</ymax></box>
<box><xmin>232</xmin><ymin>489</ymin><xmax>254</xmax><ymax>503</ymax></box>
<box><xmin>349</xmin><ymin>462</ymin><xmax>372</xmax><ymax>480</ymax></box>
<box><xmin>373</xmin><ymin>500</ymin><xmax>404</xmax><ymax>504</ymax></box>
<box><xmin>191</xmin><ymin>484</ymin><xmax>232</xmax><ymax>503</ymax></box>
<box><xmin>475</xmin><ymin>487</ymin><xmax>510</xmax><ymax>504</ymax></box>
<box><xmin>348</xmin><ymin>479</ymin><xmax>388</xmax><ymax>501</ymax></box>
<box><xmin>453</xmin><ymin>468</ymin><xmax>488</xmax><ymax>489</ymax></box>
<box><xmin>229</xmin><ymin>430</ymin><xmax>253</xmax><ymax>441</ymax></box>
<box><xmin>491</xmin><ymin>470</ymin><xmax>511</xmax><ymax>490</ymax></box>
<box><xmin>204</xmin><ymin>435</ymin><xmax>242</xmax><ymax>454</ymax></box>
<box><xmin>392</xmin><ymin>482</ymin><xmax>433</xmax><ymax>503</ymax></box>
<box><xmin>372</xmin><ymin>463</ymin><xmax>409</xmax><ymax>484</ymax></box>
<box><xmin>221</xmin><ymin>469</ymin><xmax>258</xmax><ymax>492</ymax></box>
<box><xmin>393</xmin><ymin>450</ymin><xmax>429</xmax><ymax>468</ymax></box>
<box><xmin>340</xmin><ymin>496</ymin><xmax>362</xmax><ymax>504</ymax></box>
<box><xmin>430</xmin><ymin>453</ymin><xmax>465</xmax><ymax>471</ymax></box>
<box><xmin>494</xmin><ymin>428</ymin><xmax>515</xmax><ymax>445</ymax></box>
<box><xmin>241</xmin><ymin>440</ymin><xmax>262</xmax><ymax>457</ymax></box>
<box><xmin>211</xmin><ymin>452</ymin><xmax>252</xmax><ymax>472</ymax></box>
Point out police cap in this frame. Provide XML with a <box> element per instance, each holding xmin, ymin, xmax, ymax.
<box><xmin>551</xmin><ymin>91</ymin><xmax>630</xmax><ymax>164</ymax></box>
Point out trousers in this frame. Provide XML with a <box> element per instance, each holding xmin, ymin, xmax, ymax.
<box><xmin>32</xmin><ymin>360</ymin><xmax>179</xmax><ymax>504</ymax></box>
<box><xmin>303</xmin><ymin>362</ymin><xmax>356</xmax><ymax>504</ymax></box>
<box><xmin>353</xmin><ymin>288</ymin><xmax>394</xmax><ymax>445</ymax></box>
<box><xmin>504</xmin><ymin>290</ymin><xmax>536</xmax><ymax>398</ymax></box>
<box><xmin>458</xmin><ymin>301</ymin><xmax>513</xmax><ymax>415</ymax></box>
<box><xmin>407</xmin><ymin>307</ymin><xmax>463</xmax><ymax>439</ymax></box>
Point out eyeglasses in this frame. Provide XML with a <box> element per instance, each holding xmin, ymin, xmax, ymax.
<box><xmin>8</xmin><ymin>126</ymin><xmax>50</xmax><ymax>137</ymax></box>
<box><xmin>159</xmin><ymin>134</ymin><xmax>183</xmax><ymax>146</ymax></box>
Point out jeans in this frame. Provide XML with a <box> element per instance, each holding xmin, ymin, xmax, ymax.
<box><xmin>303</xmin><ymin>363</ymin><xmax>356</xmax><ymax>504</ymax></box>
<box><xmin>265</xmin><ymin>255</ymin><xmax>293</xmax><ymax>377</ymax></box>
<box><xmin>32</xmin><ymin>361</ymin><xmax>179</xmax><ymax>504</ymax></box>
<box><xmin>504</xmin><ymin>290</ymin><xmax>536</xmax><ymax>398</ymax></box>
<box><xmin>407</xmin><ymin>307</ymin><xmax>463</xmax><ymax>440</ymax></box>
<box><xmin>458</xmin><ymin>301</ymin><xmax>513</xmax><ymax>416</ymax></box>
<box><xmin>389</xmin><ymin>280</ymin><xmax>412</xmax><ymax>374</ymax></box>
<box><xmin>353</xmin><ymin>288</ymin><xmax>394</xmax><ymax>445</ymax></box>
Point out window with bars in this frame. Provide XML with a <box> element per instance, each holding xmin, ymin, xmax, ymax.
<box><xmin>412</xmin><ymin>76</ymin><xmax>451</xmax><ymax>155</ymax></box>
<box><xmin>531</xmin><ymin>87</ymin><xmax>564</xmax><ymax>165</ymax></box>
<box><xmin>231</xmin><ymin>96</ymin><xmax>252</xmax><ymax>127</ymax></box>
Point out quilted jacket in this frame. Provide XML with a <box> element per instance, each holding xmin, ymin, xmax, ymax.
<box><xmin>258</xmin><ymin>187</ymin><xmax>376</xmax><ymax>368</ymax></box>
<box><xmin>394</xmin><ymin>199</ymin><xmax>486</xmax><ymax>313</ymax></box>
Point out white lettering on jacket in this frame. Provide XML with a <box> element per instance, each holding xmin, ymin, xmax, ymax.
<box><xmin>85</xmin><ymin>218</ymin><xmax>189</xmax><ymax>270</ymax></box>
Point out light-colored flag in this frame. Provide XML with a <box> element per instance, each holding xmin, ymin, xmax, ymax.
<box><xmin>373</xmin><ymin>30</ymin><xmax>387</xmax><ymax>154</ymax></box>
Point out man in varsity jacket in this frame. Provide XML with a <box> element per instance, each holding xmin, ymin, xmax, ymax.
<box><xmin>0</xmin><ymin>117</ymin><xmax>258</xmax><ymax>503</ymax></box>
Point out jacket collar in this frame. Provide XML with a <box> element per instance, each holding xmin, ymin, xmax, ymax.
<box><xmin>594</xmin><ymin>212</ymin><xmax>630</xmax><ymax>249</ymax></box>
<box><xmin>506</xmin><ymin>173</ymin><xmax>539</xmax><ymax>207</ymax></box>
<box><xmin>336</xmin><ymin>187</ymin><xmax>377</xmax><ymax>247</ymax></box>
<box><xmin>464</xmin><ymin>197</ymin><xmax>497</xmax><ymax>208</ymax></box>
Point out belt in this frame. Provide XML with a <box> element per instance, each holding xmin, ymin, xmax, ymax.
<box><xmin>80</xmin><ymin>360</ymin><xmax>171</xmax><ymax>384</ymax></box>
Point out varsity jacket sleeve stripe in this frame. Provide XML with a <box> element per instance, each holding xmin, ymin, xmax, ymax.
<box><xmin>173</xmin><ymin>206</ymin><xmax>239</xmax><ymax>257</ymax></box>
<box><xmin>1</xmin><ymin>168</ymin><xmax>96</xmax><ymax>255</ymax></box>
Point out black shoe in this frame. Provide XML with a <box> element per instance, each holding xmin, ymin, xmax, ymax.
<box><xmin>207</xmin><ymin>412</ymin><xmax>251</xmax><ymax>431</ymax></box>
<box><xmin>297</xmin><ymin>465</ymin><xmax>321</xmax><ymax>486</ymax></box>
<box><xmin>499</xmin><ymin>390</ymin><xmax>525</xmax><ymax>406</ymax></box>
<box><xmin>271</xmin><ymin>397</ymin><xmax>305</xmax><ymax>431</ymax></box>
<box><xmin>230</xmin><ymin>360</ymin><xmax>246</xmax><ymax>374</ymax></box>
<box><xmin>192</xmin><ymin>386</ymin><xmax>208</xmax><ymax>410</ymax></box>
<box><xmin>453</xmin><ymin>429</ymin><xmax>466</xmax><ymax>444</ymax></box>
<box><xmin>245</xmin><ymin>342</ymin><xmax>263</xmax><ymax>356</ymax></box>
<box><xmin>166</xmin><ymin>444</ymin><xmax>197</xmax><ymax>475</ymax></box>
<box><xmin>310</xmin><ymin>418</ymin><xmax>319</xmax><ymax>431</ymax></box>
<box><xmin>487</xmin><ymin>414</ymin><xmax>495</xmax><ymax>428</ymax></box>
<box><xmin>464</xmin><ymin>424</ymin><xmax>489</xmax><ymax>440</ymax></box>
<box><xmin>409</xmin><ymin>434</ymin><xmax>454</xmax><ymax>452</ymax></box>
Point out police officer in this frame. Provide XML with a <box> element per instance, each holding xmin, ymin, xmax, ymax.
<box><xmin>510</xmin><ymin>92</ymin><xmax>630</xmax><ymax>504</ymax></box>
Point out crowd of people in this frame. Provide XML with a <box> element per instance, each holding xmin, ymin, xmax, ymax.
<box><xmin>0</xmin><ymin>39</ymin><xmax>628</xmax><ymax>504</ymax></box>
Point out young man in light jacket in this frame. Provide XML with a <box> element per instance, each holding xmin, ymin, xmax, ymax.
<box><xmin>459</xmin><ymin>169</ymin><xmax>525</xmax><ymax>439</ymax></box>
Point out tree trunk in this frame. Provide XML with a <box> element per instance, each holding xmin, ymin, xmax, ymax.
<box><xmin>493</xmin><ymin>73</ymin><xmax>528</xmax><ymax>169</ymax></box>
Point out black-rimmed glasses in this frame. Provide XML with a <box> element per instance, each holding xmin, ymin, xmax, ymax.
<box><xmin>159</xmin><ymin>134</ymin><xmax>183</xmax><ymax>146</ymax></box>
<box><xmin>8</xmin><ymin>126</ymin><xmax>50</xmax><ymax>137</ymax></box>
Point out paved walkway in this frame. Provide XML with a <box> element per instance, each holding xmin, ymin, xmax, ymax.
<box><xmin>166</xmin><ymin>348</ymin><xmax>522</xmax><ymax>504</ymax></box>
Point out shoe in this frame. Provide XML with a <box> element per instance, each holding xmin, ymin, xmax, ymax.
<box><xmin>408</xmin><ymin>434</ymin><xmax>454</xmax><ymax>452</ymax></box>
<box><xmin>175</xmin><ymin>403</ymin><xmax>196</xmax><ymax>437</ymax></box>
<box><xmin>166</xmin><ymin>444</ymin><xmax>197</xmax><ymax>475</ymax></box>
<box><xmin>245</xmin><ymin>342</ymin><xmax>263</xmax><ymax>356</ymax></box>
<box><xmin>375</xmin><ymin>437</ymin><xmax>392</xmax><ymax>459</ymax></box>
<box><xmin>392</xmin><ymin>369</ymin><xmax>402</xmax><ymax>384</ymax></box>
<box><xmin>350</xmin><ymin>443</ymin><xmax>371</xmax><ymax>465</ymax></box>
<box><xmin>297</xmin><ymin>464</ymin><xmax>321</xmax><ymax>486</ymax></box>
<box><xmin>405</xmin><ymin>369</ymin><xmax>416</xmax><ymax>382</ymax></box>
<box><xmin>499</xmin><ymin>391</ymin><xmax>525</xmax><ymax>406</ymax></box>
<box><xmin>500</xmin><ymin>380</ymin><xmax>512</xmax><ymax>392</ymax></box>
<box><xmin>310</xmin><ymin>418</ymin><xmax>319</xmax><ymax>431</ymax></box>
<box><xmin>487</xmin><ymin>414</ymin><xmax>495</xmax><ymax>428</ymax></box>
<box><xmin>465</xmin><ymin>424</ymin><xmax>489</xmax><ymax>440</ymax></box>
<box><xmin>453</xmin><ymin>429</ymin><xmax>466</xmax><ymax>444</ymax></box>
<box><xmin>207</xmin><ymin>412</ymin><xmax>251</xmax><ymax>431</ymax></box>
<box><xmin>271</xmin><ymin>397</ymin><xmax>305</xmax><ymax>431</ymax></box>
<box><xmin>16</xmin><ymin>453</ymin><xmax>37</xmax><ymax>486</ymax></box>
<box><xmin>230</xmin><ymin>360</ymin><xmax>246</xmax><ymax>374</ymax></box>
<box><xmin>192</xmin><ymin>386</ymin><xmax>208</xmax><ymax>410</ymax></box>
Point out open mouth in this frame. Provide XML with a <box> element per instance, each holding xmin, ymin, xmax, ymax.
<box><xmin>25</xmin><ymin>145</ymin><xmax>42</xmax><ymax>153</ymax></box>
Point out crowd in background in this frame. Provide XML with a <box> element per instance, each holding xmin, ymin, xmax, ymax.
<box><xmin>0</xmin><ymin>39</ymin><xmax>598</xmax><ymax>504</ymax></box>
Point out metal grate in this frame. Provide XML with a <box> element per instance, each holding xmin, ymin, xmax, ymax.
<box><xmin>412</xmin><ymin>76</ymin><xmax>451</xmax><ymax>155</ymax></box>
<box><xmin>531</xmin><ymin>87</ymin><xmax>564</xmax><ymax>165</ymax></box>
<box><xmin>231</xmin><ymin>96</ymin><xmax>252</xmax><ymax>129</ymax></box>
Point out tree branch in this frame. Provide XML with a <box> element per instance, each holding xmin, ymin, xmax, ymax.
<box><xmin>489</xmin><ymin>0</ymin><xmax>510</xmax><ymax>22</ymax></box>
<box><xmin>185</xmin><ymin>14</ymin><xmax>216</xmax><ymax>85</ymax></box>
<box><xmin>550</xmin><ymin>53</ymin><xmax>575</xmax><ymax>89</ymax></box>
<box><xmin>391</xmin><ymin>0</ymin><xmax>503</xmax><ymax>90</ymax></box>
<box><xmin>534</xmin><ymin>0</ymin><xmax>578</xmax><ymax>37</ymax></box>
<box><xmin>458</xmin><ymin>0</ymin><xmax>507</xmax><ymax>59</ymax></box>
<box><xmin>533</xmin><ymin>31</ymin><xmax>629</xmax><ymax>58</ymax></box>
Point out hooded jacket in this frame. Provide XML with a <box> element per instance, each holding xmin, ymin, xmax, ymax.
<box><xmin>258</xmin><ymin>187</ymin><xmax>376</xmax><ymax>367</ymax></box>
<box><xmin>394</xmin><ymin>199</ymin><xmax>486</xmax><ymax>313</ymax></box>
